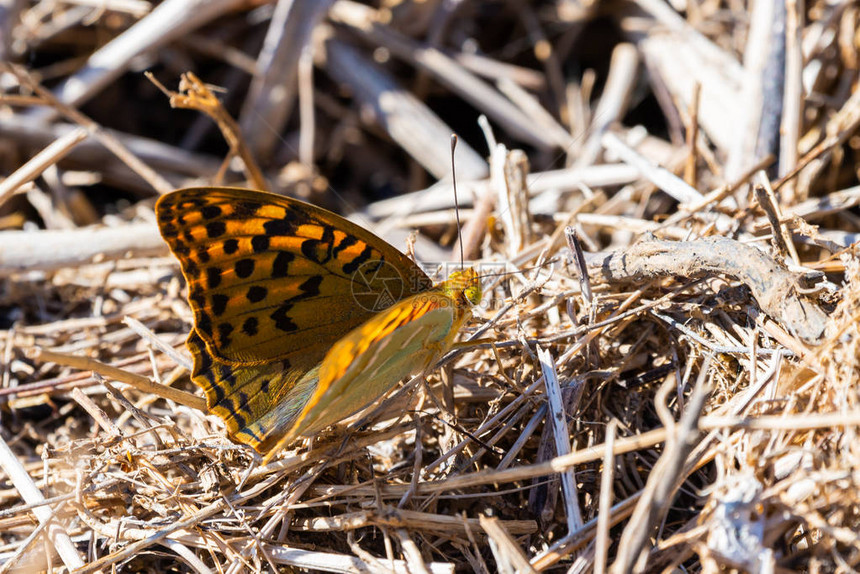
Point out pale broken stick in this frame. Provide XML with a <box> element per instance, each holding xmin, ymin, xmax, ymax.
<box><xmin>584</xmin><ymin>236</ymin><xmax>828</xmax><ymax>344</ymax></box>
<box><xmin>239</xmin><ymin>0</ymin><xmax>336</xmax><ymax>162</ymax></box>
<box><xmin>0</xmin><ymin>435</ymin><xmax>84</xmax><ymax>572</ymax></box>
<box><xmin>364</xmin><ymin>163</ymin><xmax>640</xmax><ymax>219</ymax></box>
<box><xmin>0</xmin><ymin>223</ymin><xmax>166</xmax><ymax>277</ymax></box>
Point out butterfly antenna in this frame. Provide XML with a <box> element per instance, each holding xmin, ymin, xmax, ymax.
<box><xmin>451</xmin><ymin>134</ymin><xmax>464</xmax><ymax>270</ymax></box>
<box><xmin>473</xmin><ymin>257</ymin><xmax>561</xmax><ymax>281</ymax></box>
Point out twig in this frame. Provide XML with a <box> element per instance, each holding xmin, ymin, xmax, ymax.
<box><xmin>576</xmin><ymin>44</ymin><xmax>639</xmax><ymax>167</ymax></box>
<box><xmin>497</xmin><ymin>77</ymin><xmax>573</xmax><ymax>149</ymax></box>
<box><xmin>0</xmin><ymin>500</ymin><xmax>70</xmax><ymax>574</ymax></box>
<box><xmin>780</xmin><ymin>0</ymin><xmax>804</xmax><ymax>199</ymax></box>
<box><xmin>71</xmin><ymin>386</ymin><xmax>123</xmax><ymax>438</ymax></box>
<box><xmin>29</xmin><ymin>347</ymin><xmax>206</xmax><ymax>411</ymax></box>
<box><xmin>566</xmin><ymin>226</ymin><xmax>593</xmax><ymax>308</ymax></box>
<box><xmin>601</xmin><ymin>132</ymin><xmax>703</xmax><ymax>203</ymax></box>
<box><xmin>0</xmin><ymin>127</ymin><xmax>87</xmax><ymax>208</ymax></box>
<box><xmin>0</xmin><ymin>113</ymin><xmax>221</xmax><ymax>180</ymax></box>
<box><xmin>753</xmin><ymin>182</ymin><xmax>799</xmax><ymax>265</ymax></box>
<box><xmin>147</xmin><ymin>71</ymin><xmax>268</xmax><ymax>191</ymax></box>
<box><xmin>25</xmin><ymin>0</ymin><xmax>251</xmax><ymax>116</ymax></box>
<box><xmin>493</xmin><ymin>145</ymin><xmax>532</xmax><ymax>257</ymax></box>
<box><xmin>123</xmin><ymin>316</ymin><xmax>192</xmax><ymax>372</ymax></box>
<box><xmin>0</xmin><ymin>223</ymin><xmax>166</xmax><ymax>276</ymax></box>
<box><xmin>479</xmin><ymin>516</ymin><xmax>538</xmax><ymax>574</ymax></box>
<box><xmin>595</xmin><ymin>419</ymin><xmax>618</xmax><ymax>574</ymax></box>
<box><xmin>365</xmin><ymin>163</ymin><xmax>639</xmax><ymax>218</ymax></box>
<box><xmin>323</xmin><ymin>35</ymin><xmax>488</xmax><ymax>181</ymax></box>
<box><xmin>683</xmin><ymin>83</ymin><xmax>700</xmax><ymax>187</ymax></box>
<box><xmin>329</xmin><ymin>1</ymin><xmax>558</xmax><ymax>151</ymax></box>
<box><xmin>585</xmin><ymin>236</ymin><xmax>827</xmax><ymax>343</ymax></box>
<box><xmin>626</xmin><ymin>0</ymin><xmax>744</xmax><ymax>153</ymax></box>
<box><xmin>318</xmin><ymin>427</ymin><xmax>669</xmax><ymax>497</ymax></box>
<box><xmin>531</xmin><ymin>493</ymin><xmax>641</xmax><ymax>570</ymax></box>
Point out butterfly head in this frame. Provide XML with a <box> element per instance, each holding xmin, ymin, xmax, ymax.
<box><xmin>443</xmin><ymin>267</ymin><xmax>482</xmax><ymax>307</ymax></box>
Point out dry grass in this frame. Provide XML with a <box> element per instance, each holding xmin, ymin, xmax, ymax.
<box><xmin>1</xmin><ymin>1</ymin><xmax>859</xmax><ymax>572</ymax></box>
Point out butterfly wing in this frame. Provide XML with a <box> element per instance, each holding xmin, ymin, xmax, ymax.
<box><xmin>156</xmin><ymin>187</ymin><xmax>433</xmax><ymax>450</ymax></box>
<box><xmin>261</xmin><ymin>288</ymin><xmax>473</xmax><ymax>461</ymax></box>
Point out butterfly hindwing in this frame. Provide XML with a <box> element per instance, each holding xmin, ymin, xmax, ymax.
<box><xmin>185</xmin><ymin>329</ymin><xmax>318</xmax><ymax>450</ymax></box>
<box><xmin>262</xmin><ymin>288</ymin><xmax>474</xmax><ymax>460</ymax></box>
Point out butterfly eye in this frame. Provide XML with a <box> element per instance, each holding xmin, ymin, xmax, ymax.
<box><xmin>465</xmin><ymin>284</ymin><xmax>482</xmax><ymax>306</ymax></box>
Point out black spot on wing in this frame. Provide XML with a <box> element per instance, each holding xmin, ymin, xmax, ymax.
<box><xmin>188</xmin><ymin>332</ymin><xmax>212</xmax><ymax>377</ymax></box>
<box><xmin>234</xmin><ymin>258</ymin><xmax>255</xmax><ymax>278</ymax></box>
<box><xmin>190</xmin><ymin>290</ymin><xmax>206</xmax><ymax>307</ymax></box>
<box><xmin>217</xmin><ymin>322</ymin><xmax>234</xmax><ymax>347</ymax></box>
<box><xmin>210</xmin><ymin>294</ymin><xmax>229</xmax><ymax>317</ymax></box>
<box><xmin>196</xmin><ymin>247</ymin><xmax>211</xmax><ymax>263</ymax></box>
<box><xmin>264</xmin><ymin>218</ymin><xmax>294</xmax><ymax>237</ymax></box>
<box><xmin>184</xmin><ymin>261</ymin><xmax>200</xmax><ymax>279</ymax></box>
<box><xmin>251</xmin><ymin>235</ymin><xmax>269</xmax><ymax>253</ymax></box>
<box><xmin>342</xmin><ymin>244</ymin><xmax>374</xmax><ymax>274</ymax></box>
<box><xmin>332</xmin><ymin>234</ymin><xmax>359</xmax><ymax>258</ymax></box>
<box><xmin>160</xmin><ymin>223</ymin><xmax>178</xmax><ymax>238</ymax></box>
<box><xmin>197</xmin><ymin>311</ymin><xmax>213</xmax><ymax>337</ymax></box>
<box><xmin>210</xmin><ymin>374</ymin><xmax>225</xmax><ymax>404</ymax></box>
<box><xmin>300</xmin><ymin>239</ymin><xmax>317</xmax><ymax>262</ymax></box>
<box><xmin>206</xmin><ymin>221</ymin><xmax>226</xmax><ymax>238</ymax></box>
<box><xmin>298</xmin><ymin>275</ymin><xmax>322</xmax><ymax>297</ymax></box>
<box><xmin>271</xmin><ymin>303</ymin><xmax>297</xmax><ymax>333</ymax></box>
<box><xmin>206</xmin><ymin>267</ymin><xmax>222</xmax><ymax>289</ymax></box>
<box><xmin>242</xmin><ymin>317</ymin><xmax>258</xmax><ymax>336</ymax></box>
<box><xmin>225</xmin><ymin>397</ymin><xmax>247</xmax><ymax>430</ymax></box>
<box><xmin>212</xmin><ymin>363</ymin><xmax>234</xmax><ymax>404</ymax></box>
<box><xmin>201</xmin><ymin>205</ymin><xmax>222</xmax><ymax>219</ymax></box>
<box><xmin>300</xmin><ymin>225</ymin><xmax>336</xmax><ymax>264</ymax></box>
<box><xmin>237</xmin><ymin>426</ymin><xmax>262</xmax><ymax>444</ymax></box>
<box><xmin>246</xmin><ymin>285</ymin><xmax>267</xmax><ymax>303</ymax></box>
<box><xmin>236</xmin><ymin>391</ymin><xmax>251</xmax><ymax>415</ymax></box>
<box><xmin>271</xmin><ymin>251</ymin><xmax>294</xmax><ymax>279</ymax></box>
<box><xmin>223</xmin><ymin>239</ymin><xmax>239</xmax><ymax>255</ymax></box>
<box><xmin>237</xmin><ymin>201</ymin><xmax>262</xmax><ymax>215</ymax></box>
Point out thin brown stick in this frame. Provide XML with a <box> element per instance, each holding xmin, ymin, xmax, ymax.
<box><xmin>29</xmin><ymin>347</ymin><xmax>206</xmax><ymax>412</ymax></box>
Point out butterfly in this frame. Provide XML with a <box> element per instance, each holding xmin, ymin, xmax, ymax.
<box><xmin>155</xmin><ymin>187</ymin><xmax>481</xmax><ymax>462</ymax></box>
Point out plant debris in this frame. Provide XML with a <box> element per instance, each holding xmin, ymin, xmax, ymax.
<box><xmin>1</xmin><ymin>1</ymin><xmax>859</xmax><ymax>572</ymax></box>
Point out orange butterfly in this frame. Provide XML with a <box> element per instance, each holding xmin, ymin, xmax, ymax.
<box><xmin>156</xmin><ymin>187</ymin><xmax>481</xmax><ymax>461</ymax></box>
